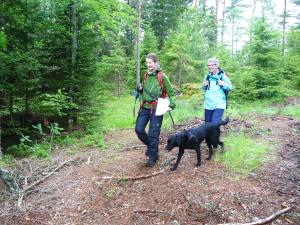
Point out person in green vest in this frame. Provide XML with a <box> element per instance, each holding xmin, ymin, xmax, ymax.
<box><xmin>135</xmin><ymin>53</ymin><xmax>176</xmax><ymax>167</ymax></box>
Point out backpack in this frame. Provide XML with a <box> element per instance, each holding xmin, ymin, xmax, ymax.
<box><xmin>143</xmin><ymin>71</ymin><xmax>167</xmax><ymax>99</ymax></box>
<box><xmin>206</xmin><ymin>68</ymin><xmax>229</xmax><ymax>108</ymax></box>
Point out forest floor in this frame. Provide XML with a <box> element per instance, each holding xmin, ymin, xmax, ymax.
<box><xmin>1</xmin><ymin>101</ymin><xmax>300</xmax><ymax>225</ymax></box>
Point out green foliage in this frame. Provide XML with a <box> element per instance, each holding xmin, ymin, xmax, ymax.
<box><xmin>100</xmin><ymin>93</ymin><xmax>204</xmax><ymax>132</ymax></box>
<box><xmin>232</xmin><ymin>18</ymin><xmax>284</xmax><ymax>101</ymax></box>
<box><xmin>249</xmin><ymin>18</ymin><xmax>281</xmax><ymax>68</ymax></box>
<box><xmin>0</xmin><ymin>32</ymin><xmax>7</xmax><ymax>49</ymax></box>
<box><xmin>6</xmin><ymin>135</ymin><xmax>34</xmax><ymax>157</ymax></box>
<box><xmin>6</xmin><ymin>122</ymin><xmax>63</xmax><ymax>158</ymax></box>
<box><xmin>101</xmin><ymin>95</ymin><xmax>136</xmax><ymax>131</ymax></box>
<box><xmin>0</xmin><ymin>154</ymin><xmax>14</xmax><ymax>166</ymax></box>
<box><xmin>35</xmin><ymin>89</ymin><xmax>78</xmax><ymax>117</ymax></box>
<box><xmin>281</xmin><ymin>104</ymin><xmax>300</xmax><ymax>119</ymax></box>
<box><xmin>142</xmin><ymin>0</ymin><xmax>191</xmax><ymax>49</ymax></box>
<box><xmin>140</xmin><ymin>23</ymin><xmax>159</xmax><ymax>72</ymax></box>
<box><xmin>216</xmin><ymin>131</ymin><xmax>272</xmax><ymax>175</ymax></box>
<box><xmin>180</xmin><ymin>83</ymin><xmax>200</xmax><ymax>97</ymax></box>
<box><xmin>284</xmin><ymin>28</ymin><xmax>300</xmax><ymax>89</ymax></box>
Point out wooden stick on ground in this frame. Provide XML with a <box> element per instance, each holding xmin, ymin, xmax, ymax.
<box><xmin>218</xmin><ymin>206</ymin><xmax>293</xmax><ymax>225</ymax></box>
<box><xmin>134</xmin><ymin>209</ymin><xmax>168</xmax><ymax>214</ymax></box>
<box><xmin>102</xmin><ymin>169</ymin><xmax>166</xmax><ymax>181</ymax></box>
<box><xmin>17</xmin><ymin>156</ymin><xmax>80</xmax><ymax>210</ymax></box>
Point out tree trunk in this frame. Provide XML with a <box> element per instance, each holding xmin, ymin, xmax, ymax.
<box><xmin>0</xmin><ymin>117</ymin><xmax>2</xmax><ymax>158</ymax></box>
<box><xmin>249</xmin><ymin>0</ymin><xmax>257</xmax><ymax>45</ymax></box>
<box><xmin>192</xmin><ymin>0</ymin><xmax>199</xmax><ymax>9</ymax></box>
<box><xmin>69</xmin><ymin>1</ymin><xmax>77</xmax><ymax>127</ymax></box>
<box><xmin>9</xmin><ymin>92</ymin><xmax>13</xmax><ymax>115</ymax></box>
<box><xmin>24</xmin><ymin>88</ymin><xmax>29</xmax><ymax>127</ymax></box>
<box><xmin>136</xmin><ymin>0</ymin><xmax>141</xmax><ymax>88</ymax></box>
<box><xmin>118</xmin><ymin>70</ymin><xmax>121</xmax><ymax>99</ymax></box>
<box><xmin>281</xmin><ymin>0</ymin><xmax>287</xmax><ymax>56</ymax></box>
<box><xmin>216</xmin><ymin>0</ymin><xmax>219</xmax><ymax>43</ymax></box>
<box><xmin>178</xmin><ymin>61</ymin><xmax>182</xmax><ymax>87</ymax></box>
<box><xmin>221</xmin><ymin>0</ymin><xmax>226</xmax><ymax>45</ymax></box>
<box><xmin>231</xmin><ymin>17</ymin><xmax>235</xmax><ymax>57</ymax></box>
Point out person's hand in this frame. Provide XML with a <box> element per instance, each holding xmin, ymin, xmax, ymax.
<box><xmin>169</xmin><ymin>103</ymin><xmax>176</xmax><ymax>110</ymax></box>
<box><xmin>217</xmin><ymin>80</ymin><xmax>226</xmax><ymax>86</ymax></box>
<box><xmin>203</xmin><ymin>80</ymin><xmax>209</xmax><ymax>86</ymax></box>
<box><xmin>136</xmin><ymin>84</ymin><xmax>143</xmax><ymax>94</ymax></box>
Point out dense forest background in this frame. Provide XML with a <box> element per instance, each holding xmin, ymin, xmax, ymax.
<box><xmin>1</xmin><ymin>0</ymin><xmax>300</xmax><ymax>155</ymax></box>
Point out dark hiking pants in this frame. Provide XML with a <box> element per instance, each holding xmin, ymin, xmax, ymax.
<box><xmin>135</xmin><ymin>107</ymin><xmax>163</xmax><ymax>161</ymax></box>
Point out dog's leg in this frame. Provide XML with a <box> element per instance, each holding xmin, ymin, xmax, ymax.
<box><xmin>171</xmin><ymin>148</ymin><xmax>185</xmax><ymax>171</ymax></box>
<box><xmin>219</xmin><ymin>141</ymin><xmax>224</xmax><ymax>151</ymax></box>
<box><xmin>195</xmin><ymin>146</ymin><xmax>201</xmax><ymax>166</ymax></box>
<box><xmin>206</xmin><ymin>144</ymin><xmax>213</xmax><ymax>160</ymax></box>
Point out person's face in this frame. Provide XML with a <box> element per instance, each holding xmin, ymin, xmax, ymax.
<box><xmin>146</xmin><ymin>58</ymin><xmax>157</xmax><ymax>72</ymax></box>
<box><xmin>207</xmin><ymin>62</ymin><xmax>218</xmax><ymax>74</ymax></box>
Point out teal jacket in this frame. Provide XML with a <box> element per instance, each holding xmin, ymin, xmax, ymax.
<box><xmin>141</xmin><ymin>69</ymin><xmax>176</xmax><ymax>109</ymax></box>
<box><xmin>202</xmin><ymin>70</ymin><xmax>233</xmax><ymax>110</ymax></box>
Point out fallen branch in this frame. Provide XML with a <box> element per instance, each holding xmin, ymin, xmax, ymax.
<box><xmin>134</xmin><ymin>209</ymin><xmax>167</xmax><ymax>214</ymax></box>
<box><xmin>17</xmin><ymin>156</ymin><xmax>80</xmax><ymax>210</ymax></box>
<box><xmin>120</xmin><ymin>144</ymin><xmax>146</xmax><ymax>152</ymax></box>
<box><xmin>102</xmin><ymin>169</ymin><xmax>166</xmax><ymax>181</ymax></box>
<box><xmin>218</xmin><ymin>206</ymin><xmax>293</xmax><ymax>225</ymax></box>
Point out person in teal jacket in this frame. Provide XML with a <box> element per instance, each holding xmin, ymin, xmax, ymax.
<box><xmin>202</xmin><ymin>57</ymin><xmax>232</xmax><ymax>124</ymax></box>
<box><xmin>135</xmin><ymin>53</ymin><xmax>176</xmax><ymax>167</ymax></box>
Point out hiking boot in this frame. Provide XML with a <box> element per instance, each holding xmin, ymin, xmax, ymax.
<box><xmin>146</xmin><ymin>155</ymin><xmax>159</xmax><ymax>167</ymax></box>
<box><xmin>146</xmin><ymin>159</ymin><xmax>156</xmax><ymax>167</ymax></box>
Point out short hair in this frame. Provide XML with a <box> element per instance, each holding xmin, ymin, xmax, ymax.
<box><xmin>207</xmin><ymin>57</ymin><xmax>219</xmax><ymax>66</ymax></box>
<box><xmin>146</xmin><ymin>53</ymin><xmax>159</xmax><ymax>63</ymax></box>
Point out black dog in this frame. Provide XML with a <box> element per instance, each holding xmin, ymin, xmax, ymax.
<box><xmin>165</xmin><ymin>118</ymin><xmax>229</xmax><ymax>171</ymax></box>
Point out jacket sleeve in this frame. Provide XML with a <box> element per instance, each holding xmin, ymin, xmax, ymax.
<box><xmin>162</xmin><ymin>74</ymin><xmax>176</xmax><ymax>109</ymax></box>
<box><xmin>201</xmin><ymin>74</ymin><xmax>208</xmax><ymax>90</ymax></box>
<box><xmin>221</xmin><ymin>74</ymin><xmax>233</xmax><ymax>91</ymax></box>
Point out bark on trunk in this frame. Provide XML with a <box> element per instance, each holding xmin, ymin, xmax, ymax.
<box><xmin>69</xmin><ymin>1</ymin><xmax>77</xmax><ymax>127</ymax></box>
<box><xmin>282</xmin><ymin>0</ymin><xmax>287</xmax><ymax>56</ymax></box>
<box><xmin>221</xmin><ymin>0</ymin><xmax>226</xmax><ymax>44</ymax></box>
<box><xmin>136</xmin><ymin>0</ymin><xmax>141</xmax><ymax>88</ymax></box>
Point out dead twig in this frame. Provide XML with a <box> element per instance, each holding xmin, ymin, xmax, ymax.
<box><xmin>218</xmin><ymin>206</ymin><xmax>293</xmax><ymax>225</ymax></box>
<box><xmin>134</xmin><ymin>209</ymin><xmax>168</xmax><ymax>214</ymax></box>
<box><xmin>120</xmin><ymin>144</ymin><xmax>146</xmax><ymax>152</ymax></box>
<box><xmin>101</xmin><ymin>169</ymin><xmax>166</xmax><ymax>181</ymax></box>
<box><xmin>17</xmin><ymin>156</ymin><xmax>81</xmax><ymax>210</ymax></box>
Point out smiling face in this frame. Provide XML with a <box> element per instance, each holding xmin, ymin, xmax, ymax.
<box><xmin>146</xmin><ymin>58</ymin><xmax>157</xmax><ymax>72</ymax></box>
<box><xmin>207</xmin><ymin>63</ymin><xmax>218</xmax><ymax>74</ymax></box>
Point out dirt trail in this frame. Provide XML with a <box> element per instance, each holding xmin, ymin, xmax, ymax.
<box><xmin>0</xmin><ymin>115</ymin><xmax>300</xmax><ymax>225</ymax></box>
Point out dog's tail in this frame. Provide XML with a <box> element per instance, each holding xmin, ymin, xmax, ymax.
<box><xmin>218</xmin><ymin>117</ymin><xmax>229</xmax><ymax>127</ymax></box>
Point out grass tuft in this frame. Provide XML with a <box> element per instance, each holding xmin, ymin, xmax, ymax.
<box><xmin>215</xmin><ymin>131</ymin><xmax>273</xmax><ymax>176</ymax></box>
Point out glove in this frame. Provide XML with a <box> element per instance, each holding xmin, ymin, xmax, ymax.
<box><xmin>136</xmin><ymin>84</ymin><xmax>143</xmax><ymax>94</ymax></box>
<box><xmin>169</xmin><ymin>102</ymin><xmax>176</xmax><ymax>110</ymax></box>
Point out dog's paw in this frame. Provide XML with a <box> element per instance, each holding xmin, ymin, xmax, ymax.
<box><xmin>206</xmin><ymin>157</ymin><xmax>212</xmax><ymax>160</ymax></box>
<box><xmin>195</xmin><ymin>163</ymin><xmax>201</xmax><ymax>167</ymax></box>
<box><xmin>170</xmin><ymin>166</ymin><xmax>177</xmax><ymax>171</ymax></box>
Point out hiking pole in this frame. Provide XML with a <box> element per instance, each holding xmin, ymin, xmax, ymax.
<box><xmin>132</xmin><ymin>90</ymin><xmax>139</xmax><ymax>117</ymax></box>
<box><xmin>168</xmin><ymin>111</ymin><xmax>175</xmax><ymax>126</ymax></box>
